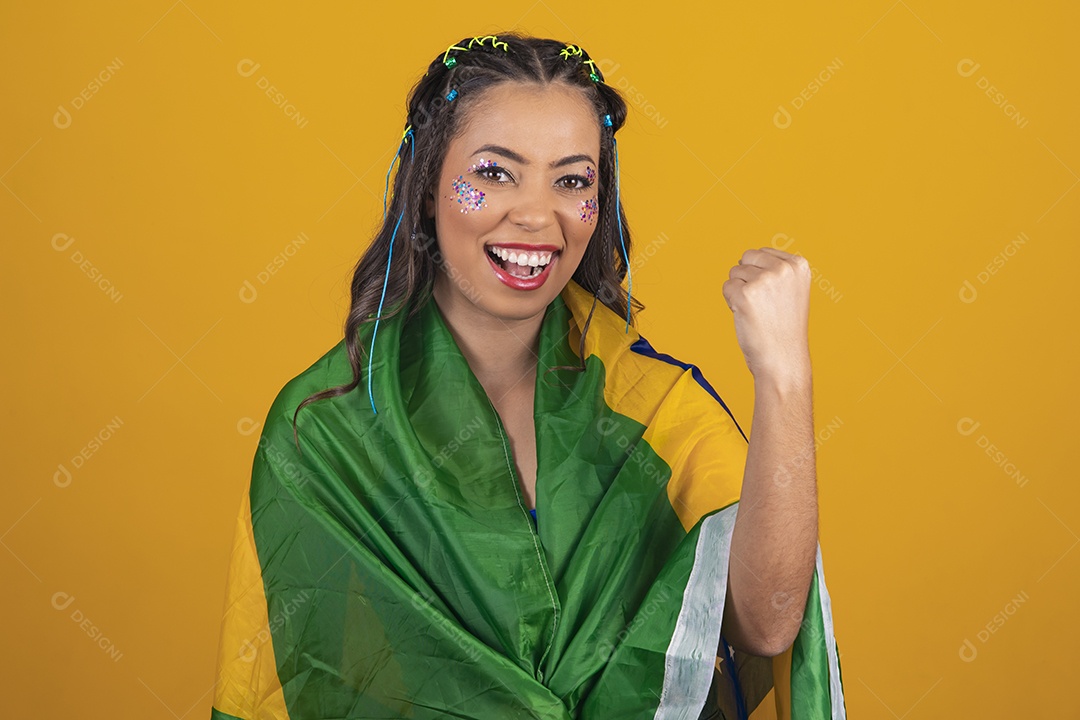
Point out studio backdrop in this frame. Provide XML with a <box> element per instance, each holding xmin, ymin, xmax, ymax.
<box><xmin>3</xmin><ymin>2</ymin><xmax>1077</xmax><ymax>718</ymax></box>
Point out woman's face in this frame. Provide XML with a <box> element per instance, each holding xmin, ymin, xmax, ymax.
<box><xmin>425</xmin><ymin>81</ymin><xmax>602</xmax><ymax>323</ymax></box>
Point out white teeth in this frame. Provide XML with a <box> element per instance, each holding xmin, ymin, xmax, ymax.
<box><xmin>487</xmin><ymin>246</ymin><xmax>556</xmax><ymax>267</ymax></box>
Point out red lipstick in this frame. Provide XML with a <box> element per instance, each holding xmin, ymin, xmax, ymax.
<box><xmin>484</xmin><ymin>246</ymin><xmax>560</xmax><ymax>291</ymax></box>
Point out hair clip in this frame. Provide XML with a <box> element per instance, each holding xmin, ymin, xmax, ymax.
<box><xmin>582</xmin><ymin>59</ymin><xmax>602</xmax><ymax>83</ymax></box>
<box><xmin>602</xmin><ymin>114</ymin><xmax>612</xmax><ymax>127</ymax></box>
<box><xmin>442</xmin><ymin>35</ymin><xmax>509</xmax><ymax>69</ymax></box>
<box><xmin>468</xmin><ymin>35</ymin><xmax>509</xmax><ymax>52</ymax></box>
<box><xmin>559</xmin><ymin>44</ymin><xmax>584</xmax><ymax>60</ymax></box>
<box><xmin>442</xmin><ymin>43</ymin><xmax>467</xmax><ymax>67</ymax></box>
<box><xmin>559</xmin><ymin>44</ymin><xmax>603</xmax><ymax>83</ymax></box>
<box><xmin>446</xmin><ymin>88</ymin><xmax>458</xmax><ymax>102</ymax></box>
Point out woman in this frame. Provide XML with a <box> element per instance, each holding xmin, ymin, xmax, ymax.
<box><xmin>211</xmin><ymin>33</ymin><xmax>845</xmax><ymax>719</ymax></box>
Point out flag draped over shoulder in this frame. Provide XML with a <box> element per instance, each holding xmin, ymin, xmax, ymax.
<box><xmin>210</xmin><ymin>279</ymin><xmax>846</xmax><ymax>719</ymax></box>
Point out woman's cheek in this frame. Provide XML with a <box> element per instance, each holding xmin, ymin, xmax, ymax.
<box><xmin>578</xmin><ymin>197</ymin><xmax>599</xmax><ymax>224</ymax></box>
<box><xmin>562</xmin><ymin>197</ymin><xmax>598</xmax><ymax>266</ymax></box>
<box><xmin>445</xmin><ymin>174</ymin><xmax>489</xmax><ymax>215</ymax></box>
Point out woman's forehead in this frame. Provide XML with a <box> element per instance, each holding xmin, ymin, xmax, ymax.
<box><xmin>452</xmin><ymin>84</ymin><xmax>600</xmax><ymax>160</ymax></box>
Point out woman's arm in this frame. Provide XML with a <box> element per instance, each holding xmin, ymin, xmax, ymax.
<box><xmin>720</xmin><ymin>247</ymin><xmax>819</xmax><ymax>657</ymax></box>
<box><xmin>722</xmin><ymin>367</ymin><xmax>818</xmax><ymax>657</ymax></box>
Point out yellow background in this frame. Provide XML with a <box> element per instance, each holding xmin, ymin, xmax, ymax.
<box><xmin>3</xmin><ymin>1</ymin><xmax>1077</xmax><ymax>717</ymax></box>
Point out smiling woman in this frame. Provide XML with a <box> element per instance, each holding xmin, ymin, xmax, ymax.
<box><xmin>429</xmin><ymin>83</ymin><xmax>599</xmax><ymax>306</ymax></box>
<box><xmin>210</xmin><ymin>32</ymin><xmax>846</xmax><ymax>720</ymax></box>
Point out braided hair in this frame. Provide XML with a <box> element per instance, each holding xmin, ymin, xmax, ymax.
<box><xmin>292</xmin><ymin>32</ymin><xmax>639</xmax><ymax>443</ymax></box>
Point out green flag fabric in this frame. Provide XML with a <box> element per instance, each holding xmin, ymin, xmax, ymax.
<box><xmin>210</xmin><ymin>279</ymin><xmax>846</xmax><ymax>719</ymax></box>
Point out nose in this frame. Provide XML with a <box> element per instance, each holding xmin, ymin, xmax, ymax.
<box><xmin>506</xmin><ymin>182</ymin><xmax>557</xmax><ymax>233</ymax></box>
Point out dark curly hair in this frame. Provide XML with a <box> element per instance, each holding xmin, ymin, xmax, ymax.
<box><xmin>291</xmin><ymin>32</ymin><xmax>642</xmax><ymax>447</ymax></box>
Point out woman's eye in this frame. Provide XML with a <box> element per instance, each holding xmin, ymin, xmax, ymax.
<box><xmin>559</xmin><ymin>175</ymin><xmax>593</xmax><ymax>193</ymax></box>
<box><xmin>474</xmin><ymin>167</ymin><xmax>510</xmax><ymax>184</ymax></box>
<box><xmin>470</xmin><ymin>168</ymin><xmax>593</xmax><ymax>192</ymax></box>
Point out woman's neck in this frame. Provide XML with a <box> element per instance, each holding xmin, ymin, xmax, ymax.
<box><xmin>432</xmin><ymin>280</ymin><xmax>544</xmax><ymax>399</ymax></box>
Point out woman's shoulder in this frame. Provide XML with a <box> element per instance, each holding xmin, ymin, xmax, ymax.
<box><xmin>260</xmin><ymin>336</ymin><xmax>363</xmax><ymax>440</ymax></box>
<box><xmin>621</xmin><ymin>333</ymin><xmax>748</xmax><ymax>444</ymax></box>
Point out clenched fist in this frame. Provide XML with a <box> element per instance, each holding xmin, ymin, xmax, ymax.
<box><xmin>721</xmin><ymin>247</ymin><xmax>812</xmax><ymax>382</ymax></box>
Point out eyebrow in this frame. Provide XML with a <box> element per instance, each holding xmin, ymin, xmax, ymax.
<box><xmin>471</xmin><ymin>144</ymin><xmax>595</xmax><ymax>169</ymax></box>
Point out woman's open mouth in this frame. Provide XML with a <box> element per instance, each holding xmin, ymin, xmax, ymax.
<box><xmin>484</xmin><ymin>244</ymin><xmax>561</xmax><ymax>291</ymax></box>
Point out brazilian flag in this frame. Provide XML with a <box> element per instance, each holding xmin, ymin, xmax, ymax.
<box><xmin>211</xmin><ymin>279</ymin><xmax>846</xmax><ymax>719</ymax></box>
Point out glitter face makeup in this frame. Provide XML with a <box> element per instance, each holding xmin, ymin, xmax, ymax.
<box><xmin>447</xmin><ymin>159</ymin><xmax>499</xmax><ymax>213</ymax></box>
<box><xmin>467</xmin><ymin>158</ymin><xmax>498</xmax><ymax>174</ymax></box>
<box><xmin>448</xmin><ymin>175</ymin><xmax>487</xmax><ymax>213</ymax></box>
<box><xmin>579</xmin><ymin>197</ymin><xmax>599</xmax><ymax>222</ymax></box>
<box><xmin>585</xmin><ymin>166</ymin><xmax>596</xmax><ymax>184</ymax></box>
